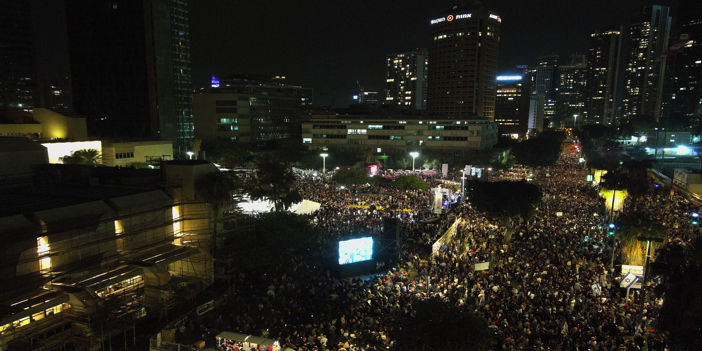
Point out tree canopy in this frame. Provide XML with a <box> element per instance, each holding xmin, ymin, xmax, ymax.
<box><xmin>466</xmin><ymin>180</ymin><xmax>542</xmax><ymax>241</ymax></box>
<box><xmin>393</xmin><ymin>175</ymin><xmax>429</xmax><ymax>190</ymax></box>
<box><xmin>331</xmin><ymin>166</ymin><xmax>371</xmax><ymax>185</ymax></box>
<box><xmin>511</xmin><ymin>135</ymin><xmax>562</xmax><ymax>168</ymax></box>
<box><xmin>247</xmin><ymin>155</ymin><xmax>302</xmax><ymax>212</ymax></box>
<box><xmin>225</xmin><ymin>212</ymin><xmax>319</xmax><ymax>270</ymax></box>
<box><xmin>389</xmin><ymin>296</ymin><xmax>493</xmax><ymax>351</ymax></box>
<box><xmin>195</xmin><ymin>170</ymin><xmax>241</xmax><ymax>254</ymax></box>
<box><xmin>650</xmin><ymin>236</ymin><xmax>702</xmax><ymax>350</ymax></box>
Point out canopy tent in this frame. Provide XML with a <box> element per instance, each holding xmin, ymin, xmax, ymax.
<box><xmin>291</xmin><ymin>200</ymin><xmax>321</xmax><ymax>215</ymax></box>
<box><xmin>237</xmin><ymin>197</ymin><xmax>320</xmax><ymax>215</ymax></box>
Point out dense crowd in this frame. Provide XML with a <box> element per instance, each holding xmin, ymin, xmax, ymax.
<box><xmin>183</xmin><ymin>144</ymin><xmax>702</xmax><ymax>351</ymax></box>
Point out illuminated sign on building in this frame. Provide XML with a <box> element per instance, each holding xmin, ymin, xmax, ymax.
<box><xmin>430</xmin><ymin>13</ymin><xmax>472</xmax><ymax>25</ymax></box>
<box><xmin>496</xmin><ymin>75</ymin><xmax>523</xmax><ymax>81</ymax></box>
<box><xmin>430</xmin><ymin>17</ymin><xmax>445</xmax><ymax>24</ymax></box>
<box><xmin>489</xmin><ymin>14</ymin><xmax>501</xmax><ymax>22</ymax></box>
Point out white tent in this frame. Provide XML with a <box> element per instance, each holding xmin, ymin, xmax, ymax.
<box><xmin>291</xmin><ymin>200</ymin><xmax>321</xmax><ymax>215</ymax></box>
<box><xmin>237</xmin><ymin>197</ymin><xmax>320</xmax><ymax>215</ymax></box>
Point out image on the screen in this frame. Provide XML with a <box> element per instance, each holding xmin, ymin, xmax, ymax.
<box><xmin>338</xmin><ymin>237</ymin><xmax>373</xmax><ymax>265</ymax></box>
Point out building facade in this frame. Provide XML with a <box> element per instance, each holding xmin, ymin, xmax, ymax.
<box><xmin>385</xmin><ymin>50</ymin><xmax>428</xmax><ymax>110</ymax></box>
<box><xmin>622</xmin><ymin>5</ymin><xmax>672</xmax><ymax>123</ymax></box>
<box><xmin>64</xmin><ymin>0</ymin><xmax>194</xmax><ymax>147</ymax></box>
<box><xmin>427</xmin><ymin>4</ymin><xmax>501</xmax><ymax>119</ymax></box>
<box><xmin>586</xmin><ymin>26</ymin><xmax>623</xmax><ymax>125</ymax></box>
<box><xmin>671</xmin><ymin>2</ymin><xmax>702</xmax><ymax>128</ymax></box>
<box><xmin>0</xmin><ymin>0</ymin><xmax>38</xmax><ymax>112</ymax></box>
<box><xmin>495</xmin><ymin>75</ymin><xmax>531</xmax><ymax>139</ymax></box>
<box><xmin>534</xmin><ymin>55</ymin><xmax>559</xmax><ymax>127</ymax></box>
<box><xmin>193</xmin><ymin>84</ymin><xmax>312</xmax><ymax>145</ymax></box>
<box><xmin>0</xmin><ymin>149</ymin><xmax>225</xmax><ymax>350</ymax></box>
<box><xmin>557</xmin><ymin>56</ymin><xmax>588</xmax><ymax>128</ymax></box>
<box><xmin>302</xmin><ymin>116</ymin><xmax>498</xmax><ymax>153</ymax></box>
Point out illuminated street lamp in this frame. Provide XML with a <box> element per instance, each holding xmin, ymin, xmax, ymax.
<box><xmin>186</xmin><ymin>151</ymin><xmax>194</xmax><ymax>160</ymax></box>
<box><xmin>320</xmin><ymin>153</ymin><xmax>328</xmax><ymax>174</ymax></box>
<box><xmin>573</xmin><ymin>114</ymin><xmax>579</xmax><ymax>128</ymax></box>
<box><xmin>410</xmin><ymin>152</ymin><xmax>419</xmax><ymax>172</ymax></box>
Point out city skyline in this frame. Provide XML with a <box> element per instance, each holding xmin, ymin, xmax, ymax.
<box><xmin>188</xmin><ymin>0</ymin><xmax>678</xmax><ymax>107</ymax></box>
<box><xmin>30</xmin><ymin>0</ymin><xmax>679</xmax><ymax>109</ymax></box>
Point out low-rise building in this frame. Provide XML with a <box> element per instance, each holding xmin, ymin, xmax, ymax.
<box><xmin>0</xmin><ymin>139</ymin><xmax>234</xmax><ymax>351</ymax></box>
<box><xmin>302</xmin><ymin>115</ymin><xmax>498</xmax><ymax>153</ymax></box>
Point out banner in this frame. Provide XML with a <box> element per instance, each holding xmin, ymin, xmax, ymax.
<box><xmin>197</xmin><ymin>300</ymin><xmax>215</xmax><ymax>315</ymax></box>
<box><xmin>474</xmin><ymin>262</ymin><xmax>490</xmax><ymax>271</ymax></box>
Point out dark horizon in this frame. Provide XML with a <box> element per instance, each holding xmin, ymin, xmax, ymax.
<box><xmin>31</xmin><ymin>0</ymin><xmax>679</xmax><ymax>108</ymax></box>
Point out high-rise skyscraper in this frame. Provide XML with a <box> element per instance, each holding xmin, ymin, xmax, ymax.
<box><xmin>64</xmin><ymin>0</ymin><xmax>193</xmax><ymax>148</ymax></box>
<box><xmin>622</xmin><ymin>5</ymin><xmax>672</xmax><ymax>123</ymax></box>
<box><xmin>671</xmin><ymin>0</ymin><xmax>702</xmax><ymax>127</ymax></box>
<box><xmin>495</xmin><ymin>75</ymin><xmax>531</xmax><ymax>138</ymax></box>
<box><xmin>558</xmin><ymin>54</ymin><xmax>588</xmax><ymax>128</ymax></box>
<box><xmin>534</xmin><ymin>55</ymin><xmax>559</xmax><ymax>126</ymax></box>
<box><xmin>586</xmin><ymin>26</ymin><xmax>623</xmax><ymax>125</ymax></box>
<box><xmin>427</xmin><ymin>3</ymin><xmax>501</xmax><ymax>119</ymax></box>
<box><xmin>0</xmin><ymin>0</ymin><xmax>38</xmax><ymax>112</ymax></box>
<box><xmin>385</xmin><ymin>49</ymin><xmax>428</xmax><ymax>110</ymax></box>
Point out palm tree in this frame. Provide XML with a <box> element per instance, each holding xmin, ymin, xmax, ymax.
<box><xmin>195</xmin><ymin>171</ymin><xmax>241</xmax><ymax>255</ymax></box>
<box><xmin>247</xmin><ymin>155</ymin><xmax>302</xmax><ymax>212</ymax></box>
<box><xmin>61</xmin><ymin>149</ymin><xmax>103</xmax><ymax>166</ymax></box>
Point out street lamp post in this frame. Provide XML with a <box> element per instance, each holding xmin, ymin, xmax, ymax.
<box><xmin>410</xmin><ymin>152</ymin><xmax>419</xmax><ymax>172</ymax></box>
<box><xmin>636</xmin><ymin>236</ymin><xmax>664</xmax><ymax>323</ymax></box>
<box><xmin>186</xmin><ymin>151</ymin><xmax>194</xmax><ymax>160</ymax></box>
<box><xmin>320</xmin><ymin>153</ymin><xmax>328</xmax><ymax>174</ymax></box>
<box><xmin>461</xmin><ymin>169</ymin><xmax>467</xmax><ymax>201</ymax></box>
<box><xmin>573</xmin><ymin>114</ymin><xmax>579</xmax><ymax>129</ymax></box>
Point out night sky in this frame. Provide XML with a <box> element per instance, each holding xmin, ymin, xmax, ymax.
<box><xmin>32</xmin><ymin>0</ymin><xmax>679</xmax><ymax>108</ymax></box>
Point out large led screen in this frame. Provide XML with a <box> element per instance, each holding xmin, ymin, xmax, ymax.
<box><xmin>338</xmin><ymin>237</ymin><xmax>373</xmax><ymax>265</ymax></box>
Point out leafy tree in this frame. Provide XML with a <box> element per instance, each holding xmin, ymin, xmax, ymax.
<box><xmin>577</xmin><ymin>124</ymin><xmax>609</xmax><ymax>139</ymax></box>
<box><xmin>332</xmin><ymin>166</ymin><xmax>371</xmax><ymax>185</ymax></box>
<box><xmin>61</xmin><ymin>148</ymin><xmax>103</xmax><ymax>166</ymax></box>
<box><xmin>394</xmin><ymin>175</ymin><xmax>429</xmax><ymax>190</ymax></box>
<box><xmin>395</xmin><ymin>156</ymin><xmax>411</xmax><ymax>170</ymax></box>
<box><xmin>617</xmin><ymin>214</ymin><xmax>667</xmax><ymax>266</ymax></box>
<box><xmin>511</xmin><ymin>136</ymin><xmax>561</xmax><ymax>168</ymax></box>
<box><xmin>622</xmin><ymin>158</ymin><xmax>653</xmax><ymax>198</ymax></box>
<box><xmin>195</xmin><ymin>170</ymin><xmax>241</xmax><ymax>255</ymax></box>
<box><xmin>200</xmin><ymin>139</ymin><xmax>253</xmax><ymax>167</ymax></box>
<box><xmin>423</xmin><ymin>158</ymin><xmax>441</xmax><ymax>170</ymax></box>
<box><xmin>650</xmin><ymin>236</ymin><xmax>702</xmax><ymax>351</ymax></box>
<box><xmin>225</xmin><ymin>212</ymin><xmax>319</xmax><ymax>270</ymax></box>
<box><xmin>466</xmin><ymin>180</ymin><xmax>542</xmax><ymax>242</ymax></box>
<box><xmin>539</xmin><ymin>130</ymin><xmax>567</xmax><ymax>142</ymax></box>
<box><xmin>389</xmin><ymin>296</ymin><xmax>493</xmax><ymax>351</ymax></box>
<box><xmin>247</xmin><ymin>155</ymin><xmax>302</xmax><ymax>212</ymax></box>
<box><xmin>189</xmin><ymin>138</ymin><xmax>202</xmax><ymax>153</ymax></box>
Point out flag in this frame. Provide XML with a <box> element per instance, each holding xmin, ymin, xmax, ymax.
<box><xmin>620</xmin><ymin>272</ymin><xmax>638</xmax><ymax>289</ymax></box>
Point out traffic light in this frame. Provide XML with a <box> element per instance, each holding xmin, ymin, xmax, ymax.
<box><xmin>692</xmin><ymin>213</ymin><xmax>699</xmax><ymax>226</ymax></box>
<box><xmin>608</xmin><ymin>224</ymin><xmax>616</xmax><ymax>236</ymax></box>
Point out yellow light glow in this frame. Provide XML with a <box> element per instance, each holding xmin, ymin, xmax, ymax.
<box><xmin>37</xmin><ymin>236</ymin><xmax>51</xmax><ymax>272</ymax></box>
<box><xmin>115</xmin><ymin>219</ymin><xmax>124</xmax><ymax>251</ymax></box>
<box><xmin>172</xmin><ymin>206</ymin><xmax>182</xmax><ymax>245</ymax></box>
<box><xmin>602</xmin><ymin>189</ymin><xmax>628</xmax><ymax>214</ymax></box>
<box><xmin>593</xmin><ymin>169</ymin><xmax>607</xmax><ymax>185</ymax></box>
<box><xmin>41</xmin><ymin>141</ymin><xmax>102</xmax><ymax>164</ymax></box>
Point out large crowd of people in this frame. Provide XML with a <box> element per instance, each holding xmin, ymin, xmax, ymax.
<box><xmin>183</xmin><ymin>144</ymin><xmax>701</xmax><ymax>351</ymax></box>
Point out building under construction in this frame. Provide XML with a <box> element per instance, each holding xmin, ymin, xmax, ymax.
<box><xmin>0</xmin><ymin>137</ymin><xmax>237</xmax><ymax>350</ymax></box>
